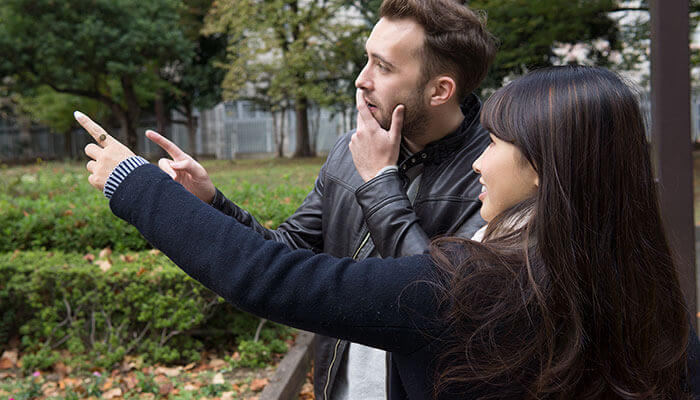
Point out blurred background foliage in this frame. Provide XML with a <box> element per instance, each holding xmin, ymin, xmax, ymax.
<box><xmin>1</xmin><ymin>0</ymin><xmax>697</xmax><ymax>159</ymax></box>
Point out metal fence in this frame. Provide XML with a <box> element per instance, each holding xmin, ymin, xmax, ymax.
<box><xmin>6</xmin><ymin>94</ymin><xmax>699</xmax><ymax>162</ymax></box>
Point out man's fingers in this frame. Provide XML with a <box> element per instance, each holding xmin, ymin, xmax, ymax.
<box><xmin>171</xmin><ymin>159</ymin><xmax>187</xmax><ymax>169</ymax></box>
<box><xmin>86</xmin><ymin>160</ymin><xmax>96</xmax><ymax>173</ymax></box>
<box><xmin>85</xmin><ymin>143</ymin><xmax>102</xmax><ymax>160</ymax></box>
<box><xmin>146</xmin><ymin>130</ymin><xmax>186</xmax><ymax>160</ymax></box>
<box><xmin>355</xmin><ymin>89</ymin><xmax>380</xmax><ymax>130</ymax></box>
<box><xmin>158</xmin><ymin>158</ymin><xmax>177</xmax><ymax>179</ymax></box>
<box><xmin>388</xmin><ymin>104</ymin><xmax>405</xmax><ymax>143</ymax></box>
<box><xmin>74</xmin><ymin>111</ymin><xmax>113</xmax><ymax>147</ymax></box>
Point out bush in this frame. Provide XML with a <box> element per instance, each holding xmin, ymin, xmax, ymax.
<box><xmin>0</xmin><ymin>250</ymin><xmax>292</xmax><ymax>371</ymax></box>
<box><xmin>0</xmin><ymin>160</ymin><xmax>318</xmax><ymax>252</ymax></box>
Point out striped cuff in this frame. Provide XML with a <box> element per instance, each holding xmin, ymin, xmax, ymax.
<box><xmin>103</xmin><ymin>156</ymin><xmax>149</xmax><ymax>199</ymax></box>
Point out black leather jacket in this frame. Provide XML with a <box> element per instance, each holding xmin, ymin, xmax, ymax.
<box><xmin>210</xmin><ymin>93</ymin><xmax>489</xmax><ymax>399</ymax></box>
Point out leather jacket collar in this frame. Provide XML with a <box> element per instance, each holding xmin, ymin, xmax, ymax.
<box><xmin>398</xmin><ymin>93</ymin><xmax>482</xmax><ymax>175</ymax></box>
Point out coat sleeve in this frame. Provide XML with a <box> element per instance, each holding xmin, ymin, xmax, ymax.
<box><xmin>209</xmin><ymin>165</ymin><xmax>325</xmax><ymax>252</ymax></box>
<box><xmin>354</xmin><ymin>171</ymin><xmax>432</xmax><ymax>258</ymax></box>
<box><xmin>109</xmin><ymin>164</ymin><xmax>442</xmax><ymax>354</ymax></box>
<box><xmin>208</xmin><ymin>136</ymin><xmax>351</xmax><ymax>253</ymax></box>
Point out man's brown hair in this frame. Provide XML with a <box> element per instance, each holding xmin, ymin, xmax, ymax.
<box><xmin>380</xmin><ymin>0</ymin><xmax>497</xmax><ymax>101</ymax></box>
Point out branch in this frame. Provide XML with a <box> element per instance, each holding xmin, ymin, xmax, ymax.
<box><xmin>254</xmin><ymin>318</ymin><xmax>267</xmax><ymax>343</ymax></box>
<box><xmin>124</xmin><ymin>322</ymin><xmax>151</xmax><ymax>355</ymax></box>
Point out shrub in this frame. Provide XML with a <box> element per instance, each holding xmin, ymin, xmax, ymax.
<box><xmin>0</xmin><ymin>250</ymin><xmax>292</xmax><ymax>371</ymax></box>
<box><xmin>0</xmin><ymin>160</ymin><xmax>318</xmax><ymax>252</ymax></box>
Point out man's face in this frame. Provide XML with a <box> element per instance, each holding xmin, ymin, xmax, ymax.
<box><xmin>355</xmin><ymin>18</ymin><xmax>430</xmax><ymax>139</ymax></box>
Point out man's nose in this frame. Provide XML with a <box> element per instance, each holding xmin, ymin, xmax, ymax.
<box><xmin>355</xmin><ymin>64</ymin><xmax>372</xmax><ymax>91</ymax></box>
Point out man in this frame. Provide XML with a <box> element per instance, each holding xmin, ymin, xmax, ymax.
<box><xmin>80</xmin><ymin>0</ymin><xmax>496</xmax><ymax>398</ymax></box>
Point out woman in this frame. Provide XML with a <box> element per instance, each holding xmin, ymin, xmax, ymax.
<box><xmin>82</xmin><ymin>66</ymin><xmax>700</xmax><ymax>399</ymax></box>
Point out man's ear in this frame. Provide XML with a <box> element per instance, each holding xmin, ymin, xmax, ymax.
<box><xmin>429</xmin><ymin>75</ymin><xmax>457</xmax><ymax>106</ymax></box>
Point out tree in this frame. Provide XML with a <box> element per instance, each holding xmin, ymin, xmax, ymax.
<box><xmin>205</xmin><ymin>0</ymin><xmax>361</xmax><ymax>157</ymax></box>
<box><xmin>15</xmin><ymin>87</ymin><xmax>108</xmax><ymax>158</ymax></box>
<box><xmin>0</xmin><ymin>0</ymin><xmax>193</xmax><ymax>150</ymax></box>
<box><xmin>469</xmin><ymin>0</ymin><xmax>619</xmax><ymax>91</ymax></box>
<box><xmin>605</xmin><ymin>0</ymin><xmax>700</xmax><ymax>87</ymax></box>
<box><xmin>162</xmin><ymin>0</ymin><xmax>228</xmax><ymax>155</ymax></box>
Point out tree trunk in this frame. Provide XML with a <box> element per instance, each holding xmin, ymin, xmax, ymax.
<box><xmin>121</xmin><ymin>76</ymin><xmax>141</xmax><ymax>151</ymax></box>
<box><xmin>155</xmin><ymin>90</ymin><xmax>168</xmax><ymax>137</ymax></box>
<box><xmin>185</xmin><ymin>107</ymin><xmax>198</xmax><ymax>156</ymax></box>
<box><xmin>63</xmin><ymin>130</ymin><xmax>74</xmax><ymax>159</ymax></box>
<box><xmin>278</xmin><ymin>108</ymin><xmax>286</xmax><ymax>158</ymax></box>
<box><xmin>293</xmin><ymin>96</ymin><xmax>313</xmax><ymax>157</ymax></box>
<box><xmin>154</xmin><ymin>89</ymin><xmax>168</xmax><ymax>158</ymax></box>
<box><xmin>17</xmin><ymin>117</ymin><xmax>32</xmax><ymax>159</ymax></box>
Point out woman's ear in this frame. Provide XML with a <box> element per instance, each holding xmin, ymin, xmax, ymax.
<box><xmin>429</xmin><ymin>75</ymin><xmax>457</xmax><ymax>106</ymax></box>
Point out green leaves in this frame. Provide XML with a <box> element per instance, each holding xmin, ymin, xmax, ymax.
<box><xmin>0</xmin><ymin>159</ymin><xmax>320</xmax><ymax>253</ymax></box>
<box><xmin>470</xmin><ymin>0</ymin><xmax>619</xmax><ymax>91</ymax></box>
<box><xmin>0</xmin><ymin>249</ymin><xmax>291</xmax><ymax>371</ymax></box>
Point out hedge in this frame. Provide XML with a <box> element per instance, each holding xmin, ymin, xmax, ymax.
<box><xmin>0</xmin><ymin>250</ymin><xmax>292</xmax><ymax>372</ymax></box>
<box><xmin>0</xmin><ymin>161</ymin><xmax>316</xmax><ymax>253</ymax></box>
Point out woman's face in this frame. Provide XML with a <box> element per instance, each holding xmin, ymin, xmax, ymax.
<box><xmin>472</xmin><ymin>134</ymin><xmax>539</xmax><ymax>222</ymax></box>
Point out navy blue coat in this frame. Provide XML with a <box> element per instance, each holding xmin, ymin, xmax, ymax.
<box><xmin>109</xmin><ymin>164</ymin><xmax>700</xmax><ymax>399</ymax></box>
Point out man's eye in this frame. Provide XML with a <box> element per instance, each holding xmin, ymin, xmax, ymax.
<box><xmin>376</xmin><ymin>62</ymin><xmax>388</xmax><ymax>71</ymax></box>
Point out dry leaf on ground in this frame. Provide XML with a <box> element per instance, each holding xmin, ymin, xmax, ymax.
<box><xmin>212</xmin><ymin>372</ymin><xmax>225</xmax><ymax>385</ymax></box>
<box><xmin>250</xmin><ymin>378</ymin><xmax>269</xmax><ymax>392</ymax></box>
<box><xmin>102</xmin><ymin>388</ymin><xmax>122</xmax><ymax>399</ymax></box>
<box><xmin>99</xmin><ymin>247</ymin><xmax>112</xmax><ymax>258</ymax></box>
<box><xmin>0</xmin><ymin>357</ymin><xmax>14</xmax><ymax>370</ymax></box>
<box><xmin>221</xmin><ymin>391</ymin><xmax>236</xmax><ymax>400</ymax></box>
<box><xmin>155</xmin><ymin>366</ymin><xmax>181</xmax><ymax>377</ymax></box>
<box><xmin>95</xmin><ymin>259</ymin><xmax>112</xmax><ymax>272</ymax></box>
<box><xmin>159</xmin><ymin>382</ymin><xmax>174</xmax><ymax>395</ymax></box>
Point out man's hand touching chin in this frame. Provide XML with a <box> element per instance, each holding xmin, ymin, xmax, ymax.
<box><xmin>75</xmin><ymin>111</ymin><xmax>136</xmax><ymax>191</ymax></box>
<box><xmin>349</xmin><ymin>89</ymin><xmax>404</xmax><ymax>182</ymax></box>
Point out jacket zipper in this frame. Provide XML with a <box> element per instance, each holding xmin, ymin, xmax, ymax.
<box><xmin>351</xmin><ymin>232</ymin><xmax>371</xmax><ymax>260</ymax></box>
<box><xmin>323</xmin><ymin>231</ymin><xmax>372</xmax><ymax>400</ymax></box>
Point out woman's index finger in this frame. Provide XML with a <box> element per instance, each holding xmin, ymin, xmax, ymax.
<box><xmin>74</xmin><ymin>111</ymin><xmax>113</xmax><ymax>147</ymax></box>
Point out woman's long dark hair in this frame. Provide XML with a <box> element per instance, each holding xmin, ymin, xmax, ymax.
<box><xmin>431</xmin><ymin>66</ymin><xmax>691</xmax><ymax>398</ymax></box>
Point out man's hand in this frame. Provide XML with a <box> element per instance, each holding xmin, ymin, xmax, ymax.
<box><xmin>145</xmin><ymin>130</ymin><xmax>216</xmax><ymax>204</ymax></box>
<box><xmin>75</xmin><ymin>111</ymin><xmax>136</xmax><ymax>191</ymax></box>
<box><xmin>349</xmin><ymin>89</ymin><xmax>404</xmax><ymax>182</ymax></box>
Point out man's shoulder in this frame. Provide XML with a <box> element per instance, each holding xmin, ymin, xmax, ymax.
<box><xmin>323</xmin><ymin>130</ymin><xmax>355</xmax><ymax>163</ymax></box>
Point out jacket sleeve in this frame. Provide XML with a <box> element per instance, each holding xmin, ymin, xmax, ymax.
<box><xmin>209</xmin><ymin>155</ymin><xmax>332</xmax><ymax>253</ymax></box>
<box><xmin>109</xmin><ymin>164</ymin><xmax>441</xmax><ymax>354</ymax></box>
<box><xmin>354</xmin><ymin>170</ymin><xmax>432</xmax><ymax>258</ymax></box>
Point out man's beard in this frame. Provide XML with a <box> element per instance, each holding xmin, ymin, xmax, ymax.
<box><xmin>375</xmin><ymin>87</ymin><xmax>429</xmax><ymax>141</ymax></box>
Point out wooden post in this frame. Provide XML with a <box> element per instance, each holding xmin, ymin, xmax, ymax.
<box><xmin>650</xmin><ymin>0</ymin><xmax>697</xmax><ymax>328</ymax></box>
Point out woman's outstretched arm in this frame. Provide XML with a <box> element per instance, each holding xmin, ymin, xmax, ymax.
<box><xmin>109</xmin><ymin>163</ymin><xmax>443</xmax><ymax>354</ymax></box>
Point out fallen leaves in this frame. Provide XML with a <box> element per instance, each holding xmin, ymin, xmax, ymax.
<box><xmin>154</xmin><ymin>365</ymin><xmax>182</xmax><ymax>377</ymax></box>
<box><xmin>83</xmin><ymin>247</ymin><xmax>113</xmax><ymax>272</ymax></box>
<box><xmin>99</xmin><ymin>247</ymin><xmax>112</xmax><ymax>258</ymax></box>
<box><xmin>158</xmin><ymin>381</ymin><xmax>174</xmax><ymax>395</ymax></box>
<box><xmin>0</xmin><ymin>350</ymin><xmax>17</xmax><ymax>369</ymax></box>
<box><xmin>0</xmin><ymin>349</ymin><xmax>284</xmax><ymax>400</ymax></box>
<box><xmin>95</xmin><ymin>259</ymin><xmax>112</xmax><ymax>272</ymax></box>
<box><xmin>212</xmin><ymin>372</ymin><xmax>226</xmax><ymax>385</ymax></box>
<box><xmin>102</xmin><ymin>387</ymin><xmax>123</xmax><ymax>399</ymax></box>
<box><xmin>250</xmin><ymin>377</ymin><xmax>269</xmax><ymax>392</ymax></box>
